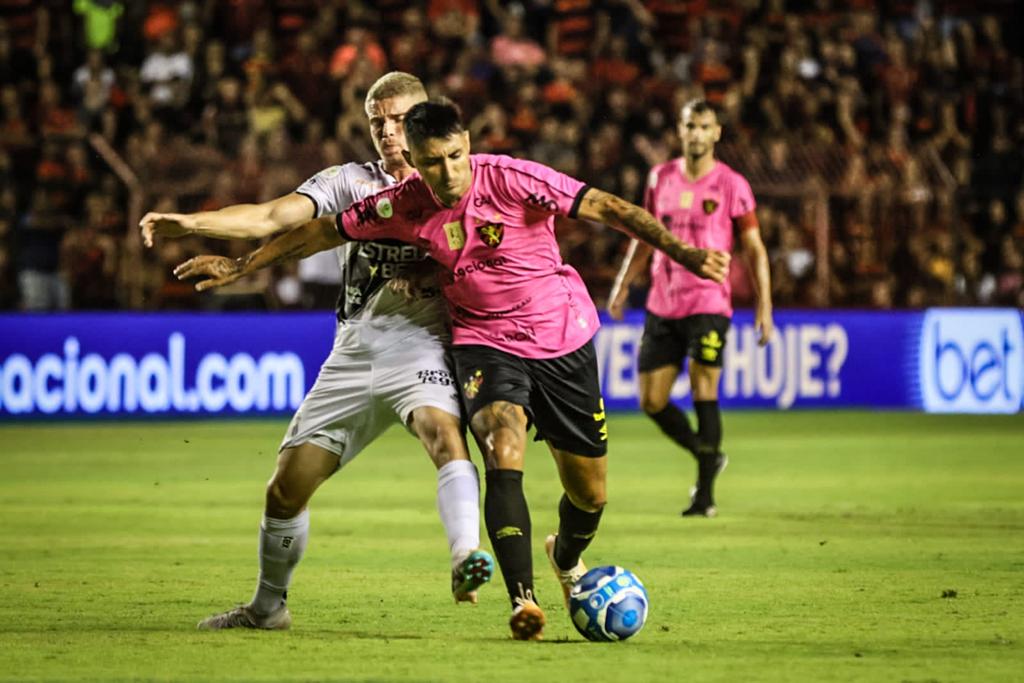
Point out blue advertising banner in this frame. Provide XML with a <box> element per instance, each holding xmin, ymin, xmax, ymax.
<box><xmin>1</xmin><ymin>309</ymin><xmax>1021</xmax><ymax>419</ymax></box>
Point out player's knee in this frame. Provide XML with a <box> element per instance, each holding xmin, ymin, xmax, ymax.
<box><xmin>265</xmin><ymin>476</ymin><xmax>305</xmax><ymax>518</ymax></box>
<box><xmin>571</xmin><ymin>489</ymin><xmax>607</xmax><ymax>513</ymax></box>
<box><xmin>423</xmin><ymin>421</ymin><xmax>467</xmax><ymax>468</ymax></box>
<box><xmin>469</xmin><ymin>403</ymin><xmax>527</xmax><ymax>469</ymax></box>
<box><xmin>639</xmin><ymin>393</ymin><xmax>669</xmax><ymax>415</ymax></box>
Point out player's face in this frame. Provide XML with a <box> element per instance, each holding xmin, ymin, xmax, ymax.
<box><xmin>366</xmin><ymin>93</ymin><xmax>426</xmax><ymax>170</ymax></box>
<box><xmin>678</xmin><ymin>110</ymin><xmax>721</xmax><ymax>160</ymax></box>
<box><xmin>406</xmin><ymin>131</ymin><xmax>472</xmax><ymax>207</ymax></box>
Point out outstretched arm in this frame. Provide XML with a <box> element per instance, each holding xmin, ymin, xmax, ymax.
<box><xmin>575</xmin><ymin>187</ymin><xmax>730</xmax><ymax>282</ymax></box>
<box><xmin>174</xmin><ymin>216</ymin><xmax>343</xmax><ymax>291</ymax></box>
<box><xmin>606</xmin><ymin>239</ymin><xmax>654</xmax><ymax>320</ymax></box>
<box><xmin>140</xmin><ymin>193</ymin><xmax>316</xmax><ymax>246</ymax></box>
<box><xmin>739</xmin><ymin>225</ymin><xmax>774</xmax><ymax>345</ymax></box>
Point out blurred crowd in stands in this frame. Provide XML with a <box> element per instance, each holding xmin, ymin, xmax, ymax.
<box><xmin>0</xmin><ymin>0</ymin><xmax>1021</xmax><ymax>312</ymax></box>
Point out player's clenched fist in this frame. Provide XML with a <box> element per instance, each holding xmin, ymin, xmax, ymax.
<box><xmin>174</xmin><ymin>255</ymin><xmax>242</xmax><ymax>291</ymax></box>
<box><xmin>139</xmin><ymin>212</ymin><xmax>196</xmax><ymax>247</ymax></box>
<box><xmin>700</xmin><ymin>249</ymin><xmax>731</xmax><ymax>284</ymax></box>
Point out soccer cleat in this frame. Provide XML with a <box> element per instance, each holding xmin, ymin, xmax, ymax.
<box><xmin>545</xmin><ymin>534</ymin><xmax>587</xmax><ymax>608</ymax></box>
<box><xmin>682</xmin><ymin>452</ymin><xmax>728</xmax><ymax>518</ymax></box>
<box><xmin>509</xmin><ymin>598</ymin><xmax>546</xmax><ymax>641</ymax></box>
<box><xmin>196</xmin><ymin>603</ymin><xmax>292</xmax><ymax>631</ymax></box>
<box><xmin>452</xmin><ymin>549</ymin><xmax>495</xmax><ymax>603</ymax></box>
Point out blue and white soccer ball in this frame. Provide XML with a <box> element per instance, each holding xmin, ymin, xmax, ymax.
<box><xmin>568</xmin><ymin>565</ymin><xmax>649</xmax><ymax>642</ymax></box>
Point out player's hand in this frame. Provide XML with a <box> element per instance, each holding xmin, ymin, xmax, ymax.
<box><xmin>755</xmin><ymin>306</ymin><xmax>774</xmax><ymax>346</ymax></box>
<box><xmin>139</xmin><ymin>212</ymin><xmax>196</xmax><ymax>248</ymax></box>
<box><xmin>697</xmin><ymin>249</ymin><xmax>731</xmax><ymax>283</ymax></box>
<box><xmin>607</xmin><ymin>287</ymin><xmax>628</xmax><ymax>321</ymax></box>
<box><xmin>174</xmin><ymin>255</ymin><xmax>242</xmax><ymax>291</ymax></box>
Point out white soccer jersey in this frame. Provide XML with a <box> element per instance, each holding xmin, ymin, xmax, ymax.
<box><xmin>295</xmin><ymin>162</ymin><xmax>449</xmax><ymax>350</ymax></box>
<box><xmin>280</xmin><ymin>162</ymin><xmax>458</xmax><ymax>462</ymax></box>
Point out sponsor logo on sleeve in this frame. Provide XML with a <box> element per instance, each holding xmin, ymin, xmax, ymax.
<box><xmin>525</xmin><ymin>192</ymin><xmax>558</xmax><ymax>212</ymax></box>
<box><xmin>320</xmin><ymin>166</ymin><xmax>342</xmax><ymax>179</ymax></box>
<box><xmin>375</xmin><ymin>198</ymin><xmax>393</xmax><ymax>218</ymax></box>
<box><xmin>444</xmin><ymin>221</ymin><xmax>466</xmax><ymax>250</ymax></box>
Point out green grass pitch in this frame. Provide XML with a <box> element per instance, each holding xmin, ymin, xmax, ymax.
<box><xmin>1</xmin><ymin>412</ymin><xmax>1022</xmax><ymax>682</ymax></box>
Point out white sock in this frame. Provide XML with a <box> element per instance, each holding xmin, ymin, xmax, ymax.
<box><xmin>436</xmin><ymin>460</ymin><xmax>481</xmax><ymax>567</ymax></box>
<box><xmin>251</xmin><ymin>509</ymin><xmax>309</xmax><ymax>615</ymax></box>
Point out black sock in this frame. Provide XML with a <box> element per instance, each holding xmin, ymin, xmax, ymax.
<box><xmin>694</xmin><ymin>400</ymin><xmax>722</xmax><ymax>457</ymax></box>
<box><xmin>554</xmin><ymin>494</ymin><xmax>604</xmax><ymax>570</ymax></box>
<box><xmin>484</xmin><ymin>469</ymin><xmax>535</xmax><ymax>608</ymax></box>
<box><xmin>647</xmin><ymin>403</ymin><xmax>698</xmax><ymax>455</ymax></box>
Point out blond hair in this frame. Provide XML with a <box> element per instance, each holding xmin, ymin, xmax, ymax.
<box><xmin>364</xmin><ymin>72</ymin><xmax>428</xmax><ymax>113</ymax></box>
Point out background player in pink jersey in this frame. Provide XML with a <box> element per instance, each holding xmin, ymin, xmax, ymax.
<box><xmin>172</xmin><ymin>99</ymin><xmax>730</xmax><ymax>640</ymax></box>
<box><xmin>608</xmin><ymin>99</ymin><xmax>774</xmax><ymax>518</ymax></box>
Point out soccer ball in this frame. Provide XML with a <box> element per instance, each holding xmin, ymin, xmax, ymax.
<box><xmin>568</xmin><ymin>565</ymin><xmax>649</xmax><ymax>642</ymax></box>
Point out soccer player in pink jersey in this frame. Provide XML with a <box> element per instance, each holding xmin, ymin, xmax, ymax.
<box><xmin>608</xmin><ymin>99</ymin><xmax>774</xmax><ymax>518</ymax></box>
<box><xmin>174</xmin><ymin>99</ymin><xmax>730</xmax><ymax>640</ymax></box>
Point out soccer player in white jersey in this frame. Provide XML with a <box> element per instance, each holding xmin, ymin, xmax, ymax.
<box><xmin>608</xmin><ymin>99</ymin><xmax>774</xmax><ymax>517</ymax></box>
<box><xmin>139</xmin><ymin>73</ymin><xmax>493</xmax><ymax>630</ymax></box>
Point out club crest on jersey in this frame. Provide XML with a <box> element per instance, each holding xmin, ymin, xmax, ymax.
<box><xmin>375</xmin><ymin>198</ymin><xmax>393</xmax><ymax>219</ymax></box>
<box><xmin>476</xmin><ymin>221</ymin><xmax>504</xmax><ymax>248</ymax></box>
<box><xmin>463</xmin><ymin>369</ymin><xmax>484</xmax><ymax>399</ymax></box>
<box><xmin>702</xmin><ymin>198</ymin><xmax>719</xmax><ymax>215</ymax></box>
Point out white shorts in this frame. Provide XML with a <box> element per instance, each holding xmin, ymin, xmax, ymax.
<box><xmin>279</xmin><ymin>332</ymin><xmax>460</xmax><ymax>469</ymax></box>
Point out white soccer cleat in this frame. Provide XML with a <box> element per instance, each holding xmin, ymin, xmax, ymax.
<box><xmin>545</xmin><ymin>534</ymin><xmax>587</xmax><ymax>608</ymax></box>
<box><xmin>196</xmin><ymin>603</ymin><xmax>292</xmax><ymax>631</ymax></box>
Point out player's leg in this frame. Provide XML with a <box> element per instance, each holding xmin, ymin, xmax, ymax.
<box><xmin>639</xmin><ymin>365</ymin><xmax>698</xmax><ymax>454</ymax></box>
<box><xmin>198</xmin><ymin>346</ymin><xmax>381</xmax><ymax>630</ymax></box>
<box><xmin>469</xmin><ymin>400</ymin><xmax>545</xmax><ymax>638</ymax></box>
<box><xmin>637</xmin><ymin>313</ymin><xmax>698</xmax><ymax>455</ymax></box>
<box><xmin>451</xmin><ymin>345</ymin><xmax>543</xmax><ymax>639</ymax></box>
<box><xmin>526</xmin><ymin>340</ymin><xmax>608</xmax><ymax>607</ymax></box>
<box><xmin>546</xmin><ymin>447</ymin><xmax>606</xmax><ymax>606</ymax></box>
<box><xmin>381</xmin><ymin>345</ymin><xmax>491</xmax><ymax>603</ymax></box>
<box><xmin>254</xmin><ymin>442</ymin><xmax>340</xmax><ymax>610</ymax></box>
<box><xmin>407</xmin><ymin>405</ymin><xmax>492</xmax><ymax>603</ymax></box>
<box><xmin>682</xmin><ymin>315</ymin><xmax>731</xmax><ymax>517</ymax></box>
<box><xmin>197</xmin><ymin>441</ymin><xmax>340</xmax><ymax>631</ymax></box>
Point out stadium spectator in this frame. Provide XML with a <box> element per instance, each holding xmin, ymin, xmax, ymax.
<box><xmin>72</xmin><ymin>0</ymin><xmax>122</xmax><ymax>53</ymax></box>
<box><xmin>0</xmin><ymin>1</ymin><xmax>1020</xmax><ymax>312</ymax></box>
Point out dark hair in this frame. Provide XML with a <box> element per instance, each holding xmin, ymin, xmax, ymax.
<box><xmin>680</xmin><ymin>98</ymin><xmax>719</xmax><ymax>121</ymax></box>
<box><xmin>403</xmin><ymin>98</ymin><xmax>465</xmax><ymax>148</ymax></box>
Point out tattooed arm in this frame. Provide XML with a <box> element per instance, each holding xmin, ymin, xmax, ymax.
<box><xmin>174</xmin><ymin>216</ymin><xmax>343</xmax><ymax>291</ymax></box>
<box><xmin>575</xmin><ymin>187</ymin><xmax>730</xmax><ymax>283</ymax></box>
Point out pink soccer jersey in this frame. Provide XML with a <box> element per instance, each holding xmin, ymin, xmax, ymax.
<box><xmin>644</xmin><ymin>160</ymin><xmax>757</xmax><ymax>319</ymax></box>
<box><xmin>336</xmin><ymin>154</ymin><xmax>600</xmax><ymax>359</ymax></box>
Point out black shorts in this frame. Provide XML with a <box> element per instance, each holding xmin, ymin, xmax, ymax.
<box><xmin>637</xmin><ymin>313</ymin><xmax>731</xmax><ymax>372</ymax></box>
<box><xmin>451</xmin><ymin>341</ymin><xmax>608</xmax><ymax>457</ymax></box>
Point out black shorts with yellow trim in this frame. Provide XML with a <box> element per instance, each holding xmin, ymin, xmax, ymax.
<box><xmin>451</xmin><ymin>340</ymin><xmax>608</xmax><ymax>457</ymax></box>
<box><xmin>637</xmin><ymin>312</ymin><xmax>731</xmax><ymax>371</ymax></box>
